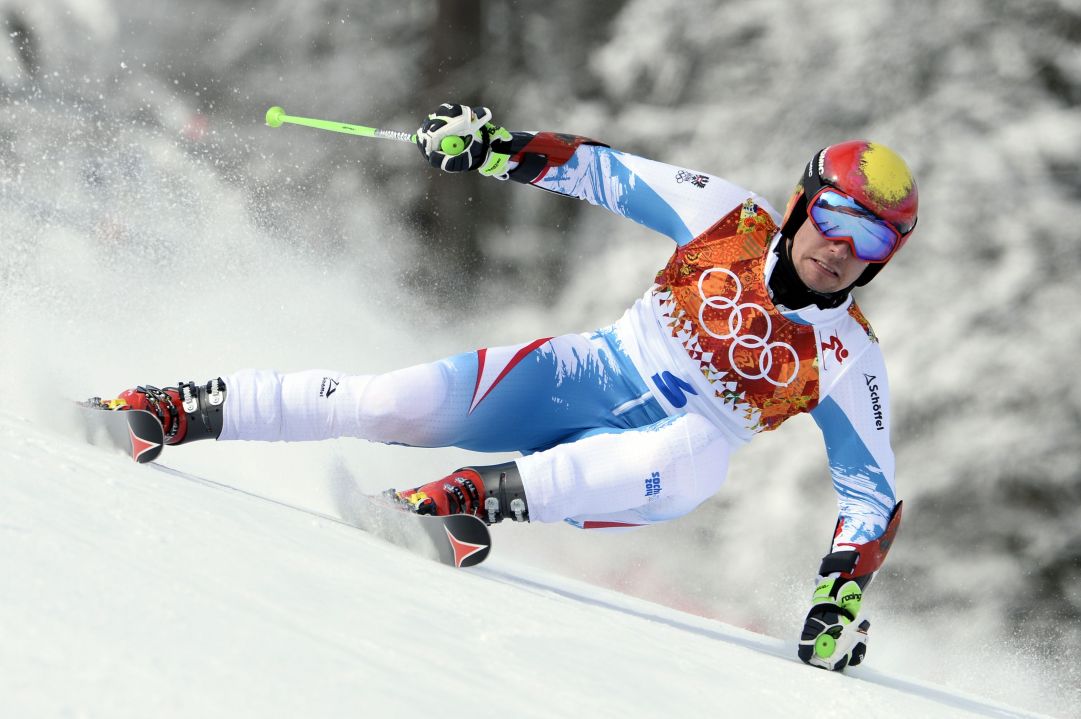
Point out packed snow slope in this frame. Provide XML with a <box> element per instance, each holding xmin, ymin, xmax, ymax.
<box><xmin>0</xmin><ymin>410</ymin><xmax>1047</xmax><ymax>719</ymax></box>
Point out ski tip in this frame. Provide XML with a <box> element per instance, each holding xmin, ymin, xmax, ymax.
<box><xmin>265</xmin><ymin>106</ymin><xmax>286</xmax><ymax>128</ymax></box>
<box><xmin>77</xmin><ymin>403</ymin><xmax>165</xmax><ymax>464</ymax></box>
<box><xmin>441</xmin><ymin>515</ymin><xmax>491</xmax><ymax>569</ymax></box>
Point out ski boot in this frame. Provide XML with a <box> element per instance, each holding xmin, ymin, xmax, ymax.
<box><xmin>87</xmin><ymin>378</ymin><xmax>227</xmax><ymax>445</ymax></box>
<box><xmin>390</xmin><ymin>461</ymin><xmax>530</xmax><ymax>525</ymax></box>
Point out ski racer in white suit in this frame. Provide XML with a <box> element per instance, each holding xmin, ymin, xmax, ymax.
<box><xmin>106</xmin><ymin>103</ymin><xmax>918</xmax><ymax>672</ymax></box>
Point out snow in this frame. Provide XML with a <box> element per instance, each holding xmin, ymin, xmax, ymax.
<box><xmin>0</xmin><ymin>410</ymin><xmax>1050</xmax><ymax>718</ymax></box>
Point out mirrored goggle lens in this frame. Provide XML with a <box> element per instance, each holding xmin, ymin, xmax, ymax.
<box><xmin>808</xmin><ymin>190</ymin><xmax>900</xmax><ymax>262</ymax></box>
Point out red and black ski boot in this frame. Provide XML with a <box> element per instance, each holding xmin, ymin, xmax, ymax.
<box><xmin>91</xmin><ymin>378</ymin><xmax>227</xmax><ymax>445</ymax></box>
<box><xmin>390</xmin><ymin>461</ymin><xmax>530</xmax><ymax>525</ymax></box>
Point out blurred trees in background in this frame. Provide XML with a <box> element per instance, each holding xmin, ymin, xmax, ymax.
<box><xmin>410</xmin><ymin>0</ymin><xmax>629</xmax><ymax>293</ymax></box>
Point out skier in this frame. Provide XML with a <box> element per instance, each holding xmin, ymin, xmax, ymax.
<box><xmin>100</xmin><ymin>103</ymin><xmax>916</xmax><ymax>672</ymax></box>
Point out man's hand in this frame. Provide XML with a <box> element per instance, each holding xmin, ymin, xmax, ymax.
<box><xmin>416</xmin><ymin>103</ymin><xmax>513</xmax><ymax>177</ymax></box>
<box><xmin>797</xmin><ymin>576</ymin><xmax>871</xmax><ymax>671</ymax></box>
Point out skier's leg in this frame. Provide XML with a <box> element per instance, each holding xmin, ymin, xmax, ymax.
<box><xmin>94</xmin><ymin>329</ymin><xmax>661</xmax><ymax>450</ymax></box>
<box><xmin>218</xmin><ymin>330</ymin><xmax>666</xmax><ymax>451</ymax></box>
<box><xmin>396</xmin><ymin>411</ymin><xmax>730</xmax><ymax>524</ymax></box>
<box><xmin>218</xmin><ymin>363</ymin><xmax>468</xmax><ymax>445</ymax></box>
<box><xmin>518</xmin><ymin>412</ymin><xmax>731</xmax><ymax>524</ymax></box>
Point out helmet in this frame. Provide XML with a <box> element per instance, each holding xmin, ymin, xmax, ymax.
<box><xmin>780</xmin><ymin>140</ymin><xmax>918</xmax><ymax>286</ymax></box>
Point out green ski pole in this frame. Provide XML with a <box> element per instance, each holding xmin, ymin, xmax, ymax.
<box><xmin>264</xmin><ymin>106</ymin><xmax>466</xmax><ymax>156</ymax></box>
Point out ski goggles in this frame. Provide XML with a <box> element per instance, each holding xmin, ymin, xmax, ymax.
<box><xmin>807</xmin><ymin>188</ymin><xmax>907</xmax><ymax>263</ymax></box>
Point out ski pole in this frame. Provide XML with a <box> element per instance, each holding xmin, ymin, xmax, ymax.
<box><xmin>264</xmin><ymin>106</ymin><xmax>467</xmax><ymax>155</ymax></box>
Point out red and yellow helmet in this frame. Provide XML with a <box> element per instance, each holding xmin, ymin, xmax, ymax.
<box><xmin>781</xmin><ymin>140</ymin><xmax>918</xmax><ymax>285</ymax></box>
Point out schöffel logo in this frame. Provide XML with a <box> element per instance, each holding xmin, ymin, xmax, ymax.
<box><xmin>319</xmin><ymin>376</ymin><xmax>339</xmax><ymax>398</ymax></box>
<box><xmin>675</xmin><ymin>169</ymin><xmax>710</xmax><ymax>188</ymax></box>
<box><xmin>645</xmin><ymin>471</ymin><xmax>662</xmax><ymax>498</ymax></box>
<box><xmin>863</xmin><ymin>373</ymin><xmax>885</xmax><ymax>431</ymax></box>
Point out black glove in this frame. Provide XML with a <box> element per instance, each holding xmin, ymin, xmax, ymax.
<box><xmin>416</xmin><ymin>103</ymin><xmax>513</xmax><ymax>176</ymax></box>
<box><xmin>797</xmin><ymin>575</ymin><xmax>870</xmax><ymax>671</ymax></box>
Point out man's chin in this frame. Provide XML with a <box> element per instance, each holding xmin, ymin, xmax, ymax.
<box><xmin>797</xmin><ymin>263</ymin><xmax>845</xmax><ymax>294</ymax></box>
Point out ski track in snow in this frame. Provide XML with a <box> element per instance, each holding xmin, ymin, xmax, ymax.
<box><xmin>0</xmin><ymin>410</ymin><xmax>1051</xmax><ymax>719</ymax></box>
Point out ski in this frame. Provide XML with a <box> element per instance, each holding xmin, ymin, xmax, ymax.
<box><xmin>77</xmin><ymin>402</ymin><xmax>165</xmax><ymax>464</ymax></box>
<box><xmin>75</xmin><ymin>401</ymin><xmax>490</xmax><ymax>568</ymax></box>
<box><xmin>149</xmin><ymin>466</ymin><xmax>492</xmax><ymax>570</ymax></box>
<box><xmin>349</xmin><ymin>496</ymin><xmax>490</xmax><ymax>569</ymax></box>
<box><xmin>327</xmin><ymin>475</ymin><xmax>491</xmax><ymax>569</ymax></box>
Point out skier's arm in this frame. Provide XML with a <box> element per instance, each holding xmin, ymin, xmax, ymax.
<box><xmin>415</xmin><ymin>103</ymin><xmax>775</xmax><ymax>246</ymax></box>
<box><xmin>799</xmin><ymin>348</ymin><xmax>901</xmax><ymax>671</ymax></box>
<box><xmin>812</xmin><ymin>353</ymin><xmax>898</xmax><ymax>561</ymax></box>
<box><xmin>506</xmin><ymin>134</ymin><xmax>777</xmax><ymax>246</ymax></box>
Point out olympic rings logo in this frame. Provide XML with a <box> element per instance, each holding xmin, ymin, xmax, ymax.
<box><xmin>697</xmin><ymin>268</ymin><xmax>800</xmax><ymax>387</ymax></box>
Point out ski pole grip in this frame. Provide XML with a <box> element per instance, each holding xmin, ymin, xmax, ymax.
<box><xmin>439</xmin><ymin>136</ymin><xmax>467</xmax><ymax>156</ymax></box>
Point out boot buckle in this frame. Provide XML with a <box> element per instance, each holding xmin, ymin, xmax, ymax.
<box><xmin>180</xmin><ymin>382</ymin><xmax>199</xmax><ymax>413</ymax></box>
<box><xmin>484</xmin><ymin>497</ymin><xmax>500</xmax><ymax>524</ymax></box>
<box><xmin>207</xmin><ymin>378</ymin><xmax>225</xmax><ymax>406</ymax></box>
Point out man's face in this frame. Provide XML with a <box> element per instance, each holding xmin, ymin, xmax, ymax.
<box><xmin>790</xmin><ymin>218</ymin><xmax>871</xmax><ymax>294</ymax></box>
